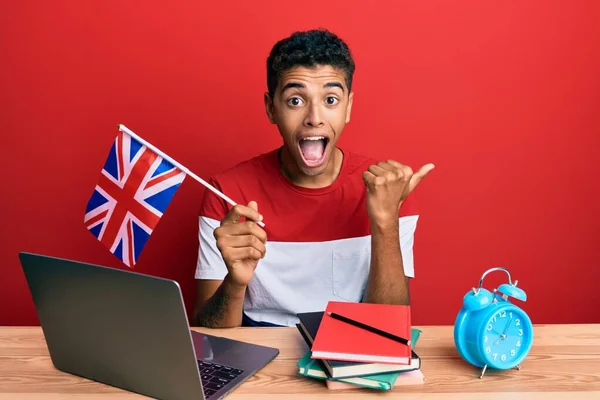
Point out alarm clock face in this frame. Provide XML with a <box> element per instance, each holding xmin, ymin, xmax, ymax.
<box><xmin>480</xmin><ymin>306</ymin><xmax>533</xmax><ymax>369</ymax></box>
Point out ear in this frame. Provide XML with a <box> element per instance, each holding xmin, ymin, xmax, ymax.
<box><xmin>345</xmin><ymin>91</ymin><xmax>354</xmax><ymax>123</ymax></box>
<box><xmin>264</xmin><ymin>92</ymin><xmax>276</xmax><ymax>124</ymax></box>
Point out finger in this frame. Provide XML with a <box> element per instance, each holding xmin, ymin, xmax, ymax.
<box><xmin>222</xmin><ymin>247</ymin><xmax>263</xmax><ymax>262</ymax></box>
<box><xmin>362</xmin><ymin>170</ymin><xmax>376</xmax><ymax>187</ymax></box>
<box><xmin>386</xmin><ymin>159</ymin><xmax>404</xmax><ymax>169</ymax></box>
<box><xmin>408</xmin><ymin>163</ymin><xmax>435</xmax><ymax>192</ymax></box>
<box><xmin>215</xmin><ymin>221</ymin><xmax>267</xmax><ymax>243</ymax></box>
<box><xmin>363</xmin><ymin>170</ymin><xmax>391</xmax><ymax>190</ymax></box>
<box><xmin>368</xmin><ymin>164</ymin><xmax>387</xmax><ymax>176</ymax></box>
<box><xmin>376</xmin><ymin>161</ymin><xmax>394</xmax><ymax>171</ymax></box>
<box><xmin>389</xmin><ymin>160</ymin><xmax>434</xmax><ymax>177</ymax></box>
<box><xmin>381</xmin><ymin>160</ymin><xmax>411</xmax><ymax>181</ymax></box>
<box><xmin>372</xmin><ymin>162</ymin><xmax>399</xmax><ymax>182</ymax></box>
<box><xmin>401</xmin><ymin>165</ymin><xmax>413</xmax><ymax>181</ymax></box>
<box><xmin>221</xmin><ymin>202</ymin><xmax>263</xmax><ymax>226</ymax></box>
<box><xmin>244</xmin><ymin>201</ymin><xmax>262</xmax><ymax>226</ymax></box>
<box><xmin>220</xmin><ymin>204</ymin><xmax>246</xmax><ymax>226</ymax></box>
<box><xmin>417</xmin><ymin>163</ymin><xmax>436</xmax><ymax>177</ymax></box>
<box><xmin>218</xmin><ymin>234</ymin><xmax>266</xmax><ymax>256</ymax></box>
<box><xmin>247</xmin><ymin>200</ymin><xmax>258</xmax><ymax>213</ymax></box>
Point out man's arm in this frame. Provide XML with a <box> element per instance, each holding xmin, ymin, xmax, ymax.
<box><xmin>194</xmin><ymin>195</ymin><xmax>266</xmax><ymax>328</ymax></box>
<box><xmin>193</xmin><ymin>276</ymin><xmax>247</xmax><ymax>328</ymax></box>
<box><xmin>362</xmin><ymin>158</ymin><xmax>434</xmax><ymax>305</ymax></box>
<box><xmin>363</xmin><ymin>218</ymin><xmax>410</xmax><ymax>305</ymax></box>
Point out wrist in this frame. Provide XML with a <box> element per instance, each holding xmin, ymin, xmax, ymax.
<box><xmin>370</xmin><ymin>215</ymin><xmax>399</xmax><ymax>233</ymax></box>
<box><xmin>223</xmin><ymin>274</ymin><xmax>248</xmax><ymax>299</ymax></box>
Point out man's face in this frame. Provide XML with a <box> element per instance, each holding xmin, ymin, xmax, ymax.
<box><xmin>265</xmin><ymin>64</ymin><xmax>354</xmax><ymax>177</ymax></box>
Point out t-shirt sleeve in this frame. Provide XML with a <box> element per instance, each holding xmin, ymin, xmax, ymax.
<box><xmin>195</xmin><ymin>178</ymin><xmax>229</xmax><ymax>280</ymax></box>
<box><xmin>399</xmin><ymin>193</ymin><xmax>419</xmax><ymax>278</ymax></box>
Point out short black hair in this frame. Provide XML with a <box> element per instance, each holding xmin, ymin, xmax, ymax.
<box><xmin>266</xmin><ymin>29</ymin><xmax>355</xmax><ymax>99</ymax></box>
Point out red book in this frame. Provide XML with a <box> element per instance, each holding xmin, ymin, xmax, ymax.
<box><xmin>311</xmin><ymin>301</ymin><xmax>412</xmax><ymax>365</ymax></box>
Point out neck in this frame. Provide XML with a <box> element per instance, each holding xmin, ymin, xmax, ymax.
<box><xmin>279</xmin><ymin>146</ymin><xmax>343</xmax><ymax>188</ymax></box>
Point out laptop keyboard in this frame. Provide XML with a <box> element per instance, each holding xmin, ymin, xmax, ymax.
<box><xmin>198</xmin><ymin>360</ymin><xmax>244</xmax><ymax>398</ymax></box>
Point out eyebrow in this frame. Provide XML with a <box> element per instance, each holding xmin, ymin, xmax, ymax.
<box><xmin>281</xmin><ymin>82</ymin><xmax>305</xmax><ymax>93</ymax></box>
<box><xmin>280</xmin><ymin>81</ymin><xmax>345</xmax><ymax>93</ymax></box>
<box><xmin>324</xmin><ymin>82</ymin><xmax>345</xmax><ymax>92</ymax></box>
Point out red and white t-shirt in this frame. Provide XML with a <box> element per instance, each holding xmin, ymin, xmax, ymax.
<box><xmin>195</xmin><ymin>147</ymin><xmax>419</xmax><ymax>326</ymax></box>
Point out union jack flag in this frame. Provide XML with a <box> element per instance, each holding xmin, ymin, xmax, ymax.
<box><xmin>84</xmin><ymin>129</ymin><xmax>186</xmax><ymax>267</ymax></box>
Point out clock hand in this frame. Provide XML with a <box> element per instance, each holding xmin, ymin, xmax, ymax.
<box><xmin>502</xmin><ymin>317</ymin><xmax>513</xmax><ymax>335</ymax></box>
<box><xmin>494</xmin><ymin>317</ymin><xmax>512</xmax><ymax>345</ymax></box>
<box><xmin>491</xmin><ymin>330</ymin><xmax>504</xmax><ymax>337</ymax></box>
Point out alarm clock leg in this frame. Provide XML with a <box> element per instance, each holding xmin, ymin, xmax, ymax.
<box><xmin>515</xmin><ymin>365</ymin><xmax>521</xmax><ymax>370</ymax></box>
<box><xmin>479</xmin><ymin>364</ymin><xmax>488</xmax><ymax>379</ymax></box>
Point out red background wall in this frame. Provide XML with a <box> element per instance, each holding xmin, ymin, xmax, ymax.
<box><xmin>2</xmin><ymin>1</ymin><xmax>599</xmax><ymax>326</ymax></box>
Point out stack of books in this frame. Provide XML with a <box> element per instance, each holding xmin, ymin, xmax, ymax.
<box><xmin>295</xmin><ymin>301</ymin><xmax>424</xmax><ymax>391</ymax></box>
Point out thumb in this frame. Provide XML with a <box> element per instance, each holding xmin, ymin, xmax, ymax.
<box><xmin>246</xmin><ymin>201</ymin><xmax>263</xmax><ymax>223</ymax></box>
<box><xmin>247</xmin><ymin>200</ymin><xmax>258</xmax><ymax>212</ymax></box>
<box><xmin>408</xmin><ymin>163</ymin><xmax>435</xmax><ymax>192</ymax></box>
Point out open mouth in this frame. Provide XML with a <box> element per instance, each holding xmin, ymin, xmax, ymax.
<box><xmin>298</xmin><ymin>136</ymin><xmax>329</xmax><ymax>167</ymax></box>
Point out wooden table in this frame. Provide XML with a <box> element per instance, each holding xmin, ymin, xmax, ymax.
<box><xmin>1</xmin><ymin>324</ymin><xmax>599</xmax><ymax>399</ymax></box>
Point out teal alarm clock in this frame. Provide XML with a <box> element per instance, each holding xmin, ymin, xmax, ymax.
<box><xmin>454</xmin><ymin>267</ymin><xmax>533</xmax><ymax>378</ymax></box>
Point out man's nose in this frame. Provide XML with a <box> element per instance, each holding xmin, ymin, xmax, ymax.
<box><xmin>304</xmin><ymin>102</ymin><xmax>324</xmax><ymax>127</ymax></box>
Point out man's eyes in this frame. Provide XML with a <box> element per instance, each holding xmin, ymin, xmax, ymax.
<box><xmin>287</xmin><ymin>97</ymin><xmax>304</xmax><ymax>106</ymax></box>
<box><xmin>325</xmin><ymin>96</ymin><xmax>339</xmax><ymax>105</ymax></box>
<box><xmin>286</xmin><ymin>96</ymin><xmax>339</xmax><ymax>106</ymax></box>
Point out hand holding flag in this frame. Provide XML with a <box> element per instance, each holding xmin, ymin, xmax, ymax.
<box><xmin>84</xmin><ymin>124</ymin><xmax>264</xmax><ymax>268</ymax></box>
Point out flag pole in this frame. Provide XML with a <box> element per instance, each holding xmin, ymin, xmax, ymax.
<box><xmin>118</xmin><ymin>124</ymin><xmax>265</xmax><ymax>228</ymax></box>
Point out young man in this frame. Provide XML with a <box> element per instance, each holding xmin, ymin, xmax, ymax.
<box><xmin>193</xmin><ymin>29</ymin><xmax>434</xmax><ymax>328</ymax></box>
